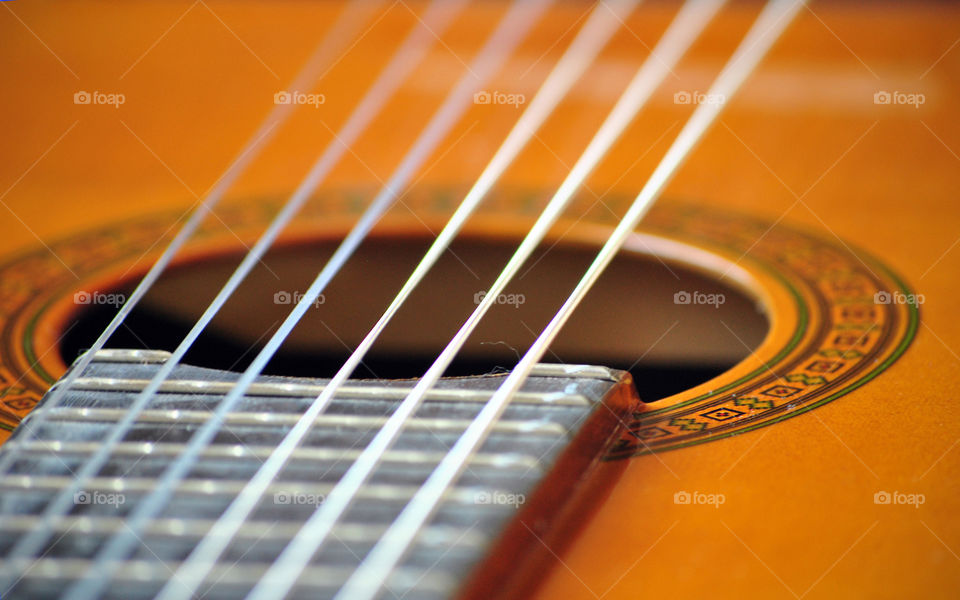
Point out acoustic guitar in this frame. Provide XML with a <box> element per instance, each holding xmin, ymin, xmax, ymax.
<box><xmin>0</xmin><ymin>1</ymin><xmax>956</xmax><ymax>598</ymax></box>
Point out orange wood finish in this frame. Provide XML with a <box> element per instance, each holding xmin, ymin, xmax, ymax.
<box><xmin>1</xmin><ymin>2</ymin><xmax>959</xmax><ymax>598</ymax></box>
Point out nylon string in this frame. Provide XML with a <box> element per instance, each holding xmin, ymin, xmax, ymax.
<box><xmin>340</xmin><ymin>3</ymin><xmax>805</xmax><ymax>599</ymax></box>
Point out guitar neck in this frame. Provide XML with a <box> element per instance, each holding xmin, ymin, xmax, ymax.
<box><xmin>0</xmin><ymin>349</ymin><xmax>638</xmax><ymax>599</ymax></box>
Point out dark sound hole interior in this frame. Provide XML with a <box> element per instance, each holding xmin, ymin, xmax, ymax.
<box><xmin>61</xmin><ymin>237</ymin><xmax>769</xmax><ymax>402</ymax></box>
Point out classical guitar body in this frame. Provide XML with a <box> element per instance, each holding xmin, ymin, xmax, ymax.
<box><xmin>0</xmin><ymin>1</ymin><xmax>957</xmax><ymax>598</ymax></box>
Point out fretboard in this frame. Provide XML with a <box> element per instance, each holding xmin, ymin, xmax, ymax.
<box><xmin>0</xmin><ymin>349</ymin><xmax>631</xmax><ymax>599</ymax></box>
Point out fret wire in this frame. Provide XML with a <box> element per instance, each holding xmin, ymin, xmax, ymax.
<box><xmin>1</xmin><ymin>0</ymin><xmax>469</xmax><ymax>590</ymax></box>
<box><xmin>257</xmin><ymin>1</ymin><xmax>727</xmax><ymax>597</ymax></box>
<box><xmin>65</xmin><ymin>375</ymin><xmax>594</xmax><ymax>405</ymax></box>
<box><xmin>80</xmin><ymin>348</ymin><xmax>621</xmax><ymax>381</ymax></box>
<box><xmin>341</xmin><ymin>3</ymin><xmax>806</xmax><ymax>599</ymax></box>
<box><xmin>0</xmin><ymin>0</ymin><xmax>387</xmax><ymax>584</ymax></box>
<box><xmin>68</xmin><ymin>3</ymin><xmax>552</xmax><ymax>600</ymax></box>
<box><xmin>170</xmin><ymin>2</ymin><xmax>643</xmax><ymax>597</ymax></box>
<box><xmin>0</xmin><ymin>515</ymin><xmax>490</xmax><ymax>546</ymax></box>
<box><xmin>9</xmin><ymin>440</ymin><xmax>543</xmax><ymax>470</ymax></box>
<box><xmin>0</xmin><ymin>516</ymin><xmax>489</xmax><ymax>548</ymax></box>
<box><xmin>7</xmin><ymin>559</ymin><xmax>455</xmax><ymax>593</ymax></box>
<box><xmin>0</xmin><ymin>476</ymin><xmax>516</xmax><ymax>504</ymax></box>
<box><xmin>39</xmin><ymin>407</ymin><xmax>570</xmax><ymax>435</ymax></box>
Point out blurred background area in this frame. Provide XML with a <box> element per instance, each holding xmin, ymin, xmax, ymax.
<box><xmin>1</xmin><ymin>1</ymin><xmax>958</xmax><ymax>399</ymax></box>
<box><xmin>1</xmin><ymin>1</ymin><xmax>957</xmax><ymax>246</ymax></box>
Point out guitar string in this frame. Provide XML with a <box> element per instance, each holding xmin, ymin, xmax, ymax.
<box><xmin>58</xmin><ymin>2</ymin><xmax>552</xmax><ymax>599</ymax></box>
<box><xmin>0</xmin><ymin>0</ymin><xmax>390</xmax><ymax>582</ymax></box>
<box><xmin>338</xmin><ymin>2</ymin><xmax>806</xmax><ymax>598</ymax></box>
<box><xmin>249</xmin><ymin>0</ymin><xmax>727</xmax><ymax>597</ymax></box>
<box><xmin>157</xmin><ymin>1</ymin><xmax>643</xmax><ymax>598</ymax></box>
<box><xmin>0</xmin><ymin>0</ymin><xmax>379</xmax><ymax>482</ymax></box>
<box><xmin>0</xmin><ymin>0</ymin><xmax>467</xmax><ymax>585</ymax></box>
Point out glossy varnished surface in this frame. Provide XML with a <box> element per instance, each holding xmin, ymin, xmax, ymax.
<box><xmin>1</xmin><ymin>2</ymin><xmax>959</xmax><ymax>598</ymax></box>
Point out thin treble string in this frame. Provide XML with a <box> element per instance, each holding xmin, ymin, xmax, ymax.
<box><xmin>0</xmin><ymin>0</ymin><xmax>384</xmax><ymax>580</ymax></box>
<box><xmin>167</xmin><ymin>1</ymin><xmax>641</xmax><ymax>598</ymax></box>
<box><xmin>2</xmin><ymin>0</ymin><xmax>466</xmax><ymax>588</ymax></box>
<box><xmin>341</xmin><ymin>2</ymin><xmax>806</xmax><ymax>598</ymax></box>
<box><xmin>254</xmin><ymin>1</ymin><xmax>725</xmax><ymax>596</ymax></box>
<box><xmin>60</xmin><ymin>2</ymin><xmax>550</xmax><ymax>599</ymax></box>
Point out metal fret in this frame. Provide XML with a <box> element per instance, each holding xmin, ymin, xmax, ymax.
<box><xmin>0</xmin><ymin>475</ymin><xmax>514</xmax><ymax>504</ymax></box>
<box><xmin>83</xmin><ymin>349</ymin><xmax>173</xmax><ymax>363</ymax></box>
<box><xmin>8</xmin><ymin>440</ymin><xmax>541</xmax><ymax>470</ymax></box>
<box><xmin>84</xmin><ymin>349</ymin><xmax>618</xmax><ymax>381</ymax></box>
<box><xmin>38</xmin><ymin>407</ymin><xmax>570</xmax><ymax>436</ymax></box>
<box><xmin>0</xmin><ymin>516</ymin><xmax>488</xmax><ymax>548</ymax></box>
<box><xmin>67</xmin><ymin>377</ymin><xmax>592</xmax><ymax>406</ymax></box>
<box><xmin>3</xmin><ymin>559</ymin><xmax>455</xmax><ymax>594</ymax></box>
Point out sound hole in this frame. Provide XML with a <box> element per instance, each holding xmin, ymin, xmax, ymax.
<box><xmin>61</xmin><ymin>236</ymin><xmax>768</xmax><ymax>402</ymax></box>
